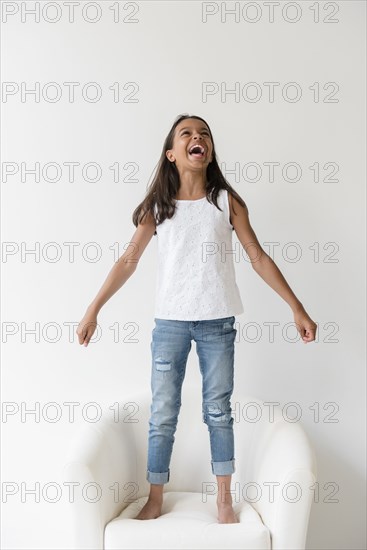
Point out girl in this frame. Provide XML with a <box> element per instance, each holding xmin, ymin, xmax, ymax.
<box><xmin>76</xmin><ymin>114</ymin><xmax>317</xmax><ymax>524</ymax></box>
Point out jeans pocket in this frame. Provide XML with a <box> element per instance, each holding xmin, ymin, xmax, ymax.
<box><xmin>221</xmin><ymin>317</ymin><xmax>237</xmax><ymax>342</ymax></box>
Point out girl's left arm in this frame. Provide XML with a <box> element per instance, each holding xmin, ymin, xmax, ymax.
<box><xmin>229</xmin><ymin>194</ymin><xmax>317</xmax><ymax>344</ymax></box>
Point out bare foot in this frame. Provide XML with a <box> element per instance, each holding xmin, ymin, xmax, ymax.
<box><xmin>134</xmin><ymin>497</ymin><xmax>163</xmax><ymax>520</ymax></box>
<box><xmin>217</xmin><ymin>501</ymin><xmax>239</xmax><ymax>523</ymax></box>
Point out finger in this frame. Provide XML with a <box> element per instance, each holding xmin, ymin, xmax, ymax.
<box><xmin>84</xmin><ymin>329</ymin><xmax>94</xmax><ymax>346</ymax></box>
<box><xmin>303</xmin><ymin>329</ymin><xmax>315</xmax><ymax>342</ymax></box>
<box><xmin>83</xmin><ymin>332</ymin><xmax>90</xmax><ymax>346</ymax></box>
<box><xmin>80</xmin><ymin>330</ymin><xmax>89</xmax><ymax>346</ymax></box>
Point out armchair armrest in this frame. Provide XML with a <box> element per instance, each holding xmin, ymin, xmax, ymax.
<box><xmin>62</xmin><ymin>392</ymin><xmax>148</xmax><ymax>550</ymax></box>
<box><xmin>244</xmin><ymin>417</ymin><xmax>317</xmax><ymax>550</ymax></box>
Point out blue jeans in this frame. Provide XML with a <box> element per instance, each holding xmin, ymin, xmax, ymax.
<box><xmin>146</xmin><ymin>316</ymin><xmax>237</xmax><ymax>485</ymax></box>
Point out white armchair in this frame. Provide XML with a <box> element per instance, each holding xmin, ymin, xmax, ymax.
<box><xmin>62</xmin><ymin>383</ymin><xmax>317</xmax><ymax>550</ymax></box>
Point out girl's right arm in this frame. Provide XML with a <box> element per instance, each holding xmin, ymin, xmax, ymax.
<box><xmin>76</xmin><ymin>211</ymin><xmax>156</xmax><ymax>347</ymax></box>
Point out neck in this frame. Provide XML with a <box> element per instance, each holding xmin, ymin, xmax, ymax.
<box><xmin>176</xmin><ymin>168</ymin><xmax>207</xmax><ymax>197</ymax></box>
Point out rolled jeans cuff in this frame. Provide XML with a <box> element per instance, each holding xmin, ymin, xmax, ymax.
<box><xmin>147</xmin><ymin>469</ymin><xmax>170</xmax><ymax>484</ymax></box>
<box><xmin>211</xmin><ymin>459</ymin><xmax>235</xmax><ymax>476</ymax></box>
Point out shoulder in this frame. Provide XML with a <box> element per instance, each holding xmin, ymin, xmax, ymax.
<box><xmin>227</xmin><ymin>190</ymin><xmax>248</xmax><ymax>225</ymax></box>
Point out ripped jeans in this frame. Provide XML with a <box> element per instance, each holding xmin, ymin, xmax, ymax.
<box><xmin>146</xmin><ymin>316</ymin><xmax>237</xmax><ymax>485</ymax></box>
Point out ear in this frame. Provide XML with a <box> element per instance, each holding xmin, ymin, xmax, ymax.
<box><xmin>166</xmin><ymin>150</ymin><xmax>175</xmax><ymax>163</ymax></box>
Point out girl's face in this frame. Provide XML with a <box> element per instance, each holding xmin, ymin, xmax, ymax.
<box><xmin>166</xmin><ymin>118</ymin><xmax>213</xmax><ymax>171</ymax></box>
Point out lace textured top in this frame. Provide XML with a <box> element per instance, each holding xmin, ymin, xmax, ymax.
<box><xmin>153</xmin><ymin>188</ymin><xmax>244</xmax><ymax>321</ymax></box>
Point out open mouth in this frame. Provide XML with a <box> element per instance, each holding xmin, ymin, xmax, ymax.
<box><xmin>188</xmin><ymin>144</ymin><xmax>205</xmax><ymax>158</ymax></box>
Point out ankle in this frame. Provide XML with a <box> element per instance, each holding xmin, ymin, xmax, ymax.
<box><xmin>148</xmin><ymin>494</ymin><xmax>163</xmax><ymax>503</ymax></box>
<box><xmin>148</xmin><ymin>486</ymin><xmax>164</xmax><ymax>503</ymax></box>
<box><xmin>217</xmin><ymin>496</ymin><xmax>233</xmax><ymax>506</ymax></box>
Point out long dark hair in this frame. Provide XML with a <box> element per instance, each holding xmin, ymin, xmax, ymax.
<box><xmin>132</xmin><ymin>113</ymin><xmax>248</xmax><ymax>235</ymax></box>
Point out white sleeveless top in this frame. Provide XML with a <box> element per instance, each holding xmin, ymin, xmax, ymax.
<box><xmin>153</xmin><ymin>188</ymin><xmax>244</xmax><ymax>321</ymax></box>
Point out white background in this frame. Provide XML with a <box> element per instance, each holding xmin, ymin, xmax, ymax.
<box><xmin>1</xmin><ymin>1</ymin><xmax>366</xmax><ymax>548</ymax></box>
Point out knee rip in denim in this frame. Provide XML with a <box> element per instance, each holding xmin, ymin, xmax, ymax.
<box><xmin>154</xmin><ymin>356</ymin><xmax>172</xmax><ymax>372</ymax></box>
<box><xmin>202</xmin><ymin>401</ymin><xmax>233</xmax><ymax>424</ymax></box>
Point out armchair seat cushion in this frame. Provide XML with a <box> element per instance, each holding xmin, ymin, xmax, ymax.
<box><xmin>104</xmin><ymin>491</ymin><xmax>271</xmax><ymax>550</ymax></box>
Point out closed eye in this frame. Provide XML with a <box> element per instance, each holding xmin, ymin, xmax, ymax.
<box><xmin>181</xmin><ymin>130</ymin><xmax>210</xmax><ymax>136</ymax></box>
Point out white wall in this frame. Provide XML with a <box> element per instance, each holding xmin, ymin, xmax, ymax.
<box><xmin>1</xmin><ymin>1</ymin><xmax>365</xmax><ymax>548</ymax></box>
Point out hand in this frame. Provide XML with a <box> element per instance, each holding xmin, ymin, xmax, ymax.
<box><xmin>76</xmin><ymin>306</ymin><xmax>98</xmax><ymax>347</ymax></box>
<box><xmin>293</xmin><ymin>306</ymin><xmax>317</xmax><ymax>344</ymax></box>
